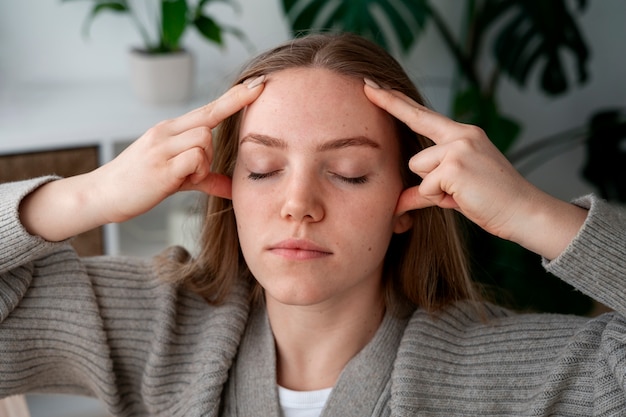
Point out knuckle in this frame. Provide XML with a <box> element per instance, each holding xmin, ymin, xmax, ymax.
<box><xmin>153</xmin><ymin>118</ymin><xmax>175</xmax><ymax>132</ymax></box>
<box><xmin>463</xmin><ymin>124</ymin><xmax>487</xmax><ymax>139</ymax></box>
<box><xmin>142</xmin><ymin>127</ymin><xmax>163</xmax><ymax>146</ymax></box>
<box><xmin>144</xmin><ymin>119</ymin><xmax>174</xmax><ymax>142</ymax></box>
<box><xmin>445</xmin><ymin>157</ymin><xmax>465</xmax><ymax>177</ymax></box>
<box><xmin>202</xmin><ymin>101</ymin><xmax>216</xmax><ymax>114</ymax></box>
<box><xmin>195</xmin><ymin>102</ymin><xmax>217</xmax><ymax>123</ymax></box>
<box><xmin>455</xmin><ymin>136</ymin><xmax>476</xmax><ymax>152</ymax></box>
<box><xmin>189</xmin><ymin>147</ymin><xmax>207</xmax><ymax>164</ymax></box>
<box><xmin>197</xmin><ymin>126</ymin><xmax>212</xmax><ymax>139</ymax></box>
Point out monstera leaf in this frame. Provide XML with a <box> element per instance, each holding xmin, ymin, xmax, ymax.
<box><xmin>453</xmin><ymin>86</ymin><xmax>521</xmax><ymax>153</ymax></box>
<box><xmin>281</xmin><ymin>0</ymin><xmax>430</xmax><ymax>53</ymax></box>
<box><xmin>488</xmin><ymin>0</ymin><xmax>590</xmax><ymax>95</ymax></box>
<box><xmin>281</xmin><ymin>0</ymin><xmax>590</xmax><ymax>97</ymax></box>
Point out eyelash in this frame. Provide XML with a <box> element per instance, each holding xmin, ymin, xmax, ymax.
<box><xmin>337</xmin><ymin>175</ymin><xmax>368</xmax><ymax>185</ymax></box>
<box><xmin>247</xmin><ymin>171</ymin><xmax>369</xmax><ymax>185</ymax></box>
<box><xmin>247</xmin><ymin>171</ymin><xmax>278</xmax><ymax>181</ymax></box>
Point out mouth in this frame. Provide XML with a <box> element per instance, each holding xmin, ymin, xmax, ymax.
<box><xmin>268</xmin><ymin>239</ymin><xmax>333</xmax><ymax>260</ymax></box>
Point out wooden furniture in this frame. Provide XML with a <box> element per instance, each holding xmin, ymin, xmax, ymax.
<box><xmin>0</xmin><ymin>146</ymin><xmax>102</xmax><ymax>256</ymax></box>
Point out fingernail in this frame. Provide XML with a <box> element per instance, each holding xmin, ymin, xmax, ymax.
<box><xmin>245</xmin><ymin>75</ymin><xmax>266</xmax><ymax>89</ymax></box>
<box><xmin>364</xmin><ymin>77</ymin><xmax>381</xmax><ymax>89</ymax></box>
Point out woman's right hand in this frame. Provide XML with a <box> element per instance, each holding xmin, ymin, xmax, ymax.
<box><xmin>19</xmin><ymin>76</ymin><xmax>265</xmax><ymax>242</ymax></box>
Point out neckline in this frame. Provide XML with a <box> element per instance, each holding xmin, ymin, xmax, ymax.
<box><xmin>226</xmin><ymin>304</ymin><xmax>410</xmax><ymax>416</ymax></box>
<box><xmin>278</xmin><ymin>385</ymin><xmax>333</xmax><ymax>408</ymax></box>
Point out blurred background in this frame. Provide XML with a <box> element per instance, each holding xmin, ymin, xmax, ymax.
<box><xmin>1</xmin><ymin>0</ymin><xmax>625</xmax><ymax>415</ymax></box>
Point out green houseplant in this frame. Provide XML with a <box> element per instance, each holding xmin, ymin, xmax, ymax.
<box><xmin>64</xmin><ymin>0</ymin><xmax>248</xmax><ymax>104</ymax></box>
<box><xmin>280</xmin><ymin>0</ymin><xmax>597</xmax><ymax>315</ymax></box>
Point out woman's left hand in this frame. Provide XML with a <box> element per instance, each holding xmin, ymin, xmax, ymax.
<box><xmin>364</xmin><ymin>83</ymin><xmax>587</xmax><ymax>260</ymax></box>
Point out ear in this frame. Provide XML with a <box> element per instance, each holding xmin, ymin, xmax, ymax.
<box><xmin>393</xmin><ymin>211</ymin><xmax>413</xmax><ymax>234</ymax></box>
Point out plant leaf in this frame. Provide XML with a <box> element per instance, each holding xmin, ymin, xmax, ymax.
<box><xmin>220</xmin><ymin>24</ymin><xmax>255</xmax><ymax>52</ymax></box>
<box><xmin>453</xmin><ymin>86</ymin><xmax>520</xmax><ymax>153</ymax></box>
<box><xmin>396</xmin><ymin>0</ymin><xmax>430</xmax><ymax>30</ymax></box>
<box><xmin>376</xmin><ymin>0</ymin><xmax>421</xmax><ymax>51</ymax></box>
<box><xmin>491</xmin><ymin>0</ymin><xmax>590</xmax><ymax>95</ymax></box>
<box><xmin>291</xmin><ymin>0</ymin><xmax>332</xmax><ymax>36</ymax></box>
<box><xmin>194</xmin><ymin>15</ymin><xmax>223</xmax><ymax>45</ymax></box>
<box><xmin>282</xmin><ymin>0</ymin><xmax>299</xmax><ymax>14</ymax></box>
<box><xmin>81</xmin><ymin>1</ymin><xmax>129</xmax><ymax>38</ymax></box>
<box><xmin>280</xmin><ymin>0</ymin><xmax>430</xmax><ymax>53</ymax></box>
<box><xmin>161</xmin><ymin>0</ymin><xmax>188</xmax><ymax>51</ymax></box>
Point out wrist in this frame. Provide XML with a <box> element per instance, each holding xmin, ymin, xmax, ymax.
<box><xmin>512</xmin><ymin>194</ymin><xmax>588</xmax><ymax>260</ymax></box>
<box><xmin>19</xmin><ymin>173</ymin><xmax>108</xmax><ymax>241</ymax></box>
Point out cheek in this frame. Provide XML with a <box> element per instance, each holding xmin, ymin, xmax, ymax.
<box><xmin>344</xmin><ymin>191</ymin><xmax>400</xmax><ymax>243</ymax></box>
<box><xmin>231</xmin><ymin>178</ymin><xmax>253</xmax><ymax>234</ymax></box>
<box><xmin>231</xmin><ymin>164</ymin><xmax>256</xmax><ymax>214</ymax></box>
<box><xmin>231</xmin><ymin>176</ymin><xmax>276</xmax><ymax>242</ymax></box>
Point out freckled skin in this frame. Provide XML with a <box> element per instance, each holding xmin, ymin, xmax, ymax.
<box><xmin>231</xmin><ymin>67</ymin><xmax>412</xmax><ymax>309</ymax></box>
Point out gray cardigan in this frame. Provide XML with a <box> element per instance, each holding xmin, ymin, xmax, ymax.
<box><xmin>1</xmin><ymin>178</ymin><xmax>626</xmax><ymax>416</ymax></box>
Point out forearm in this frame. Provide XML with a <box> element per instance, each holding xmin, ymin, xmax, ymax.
<box><xmin>509</xmin><ymin>190</ymin><xmax>589</xmax><ymax>261</ymax></box>
<box><xmin>19</xmin><ymin>173</ymin><xmax>108</xmax><ymax>242</ymax></box>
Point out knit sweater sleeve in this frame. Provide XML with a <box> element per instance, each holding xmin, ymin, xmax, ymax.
<box><xmin>543</xmin><ymin>194</ymin><xmax>626</xmax><ymax>313</ymax></box>
<box><xmin>0</xmin><ymin>178</ymin><xmax>250</xmax><ymax>417</ymax></box>
<box><xmin>392</xmin><ymin>194</ymin><xmax>626</xmax><ymax>416</ymax></box>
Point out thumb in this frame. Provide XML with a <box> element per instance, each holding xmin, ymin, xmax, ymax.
<box><xmin>395</xmin><ymin>185</ymin><xmax>460</xmax><ymax>215</ymax></box>
<box><xmin>394</xmin><ymin>186</ymin><xmax>434</xmax><ymax>215</ymax></box>
<box><xmin>191</xmin><ymin>173</ymin><xmax>233</xmax><ymax>200</ymax></box>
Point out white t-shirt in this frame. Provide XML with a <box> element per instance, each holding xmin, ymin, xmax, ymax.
<box><xmin>278</xmin><ymin>385</ymin><xmax>333</xmax><ymax>417</ymax></box>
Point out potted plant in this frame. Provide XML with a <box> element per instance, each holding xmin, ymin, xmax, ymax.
<box><xmin>64</xmin><ymin>0</ymin><xmax>248</xmax><ymax>105</ymax></box>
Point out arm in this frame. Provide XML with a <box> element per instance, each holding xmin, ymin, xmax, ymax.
<box><xmin>19</xmin><ymin>78</ymin><xmax>265</xmax><ymax>242</ymax></box>
<box><xmin>2</xmin><ymin>178</ymin><xmax>250</xmax><ymax>413</ymax></box>
<box><xmin>0</xmin><ymin>78</ymin><xmax>265</xmax><ymax>405</ymax></box>
<box><xmin>363</xmin><ymin>83</ymin><xmax>587</xmax><ymax>261</ymax></box>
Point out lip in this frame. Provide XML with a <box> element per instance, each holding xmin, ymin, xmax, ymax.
<box><xmin>268</xmin><ymin>238</ymin><xmax>333</xmax><ymax>260</ymax></box>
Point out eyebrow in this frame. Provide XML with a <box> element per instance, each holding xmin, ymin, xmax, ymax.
<box><xmin>240</xmin><ymin>133</ymin><xmax>381</xmax><ymax>152</ymax></box>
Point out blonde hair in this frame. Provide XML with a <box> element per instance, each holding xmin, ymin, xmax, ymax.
<box><xmin>158</xmin><ymin>33</ymin><xmax>480</xmax><ymax>313</ymax></box>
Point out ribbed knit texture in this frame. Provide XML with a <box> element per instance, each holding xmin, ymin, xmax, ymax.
<box><xmin>2</xmin><ymin>178</ymin><xmax>626</xmax><ymax>416</ymax></box>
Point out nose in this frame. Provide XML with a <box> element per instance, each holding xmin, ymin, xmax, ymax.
<box><xmin>279</xmin><ymin>172</ymin><xmax>324</xmax><ymax>223</ymax></box>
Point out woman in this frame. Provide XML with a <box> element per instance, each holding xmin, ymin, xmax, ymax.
<box><xmin>2</xmin><ymin>33</ymin><xmax>625</xmax><ymax>416</ymax></box>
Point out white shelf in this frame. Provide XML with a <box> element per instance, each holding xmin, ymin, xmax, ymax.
<box><xmin>0</xmin><ymin>78</ymin><xmax>215</xmax><ymax>154</ymax></box>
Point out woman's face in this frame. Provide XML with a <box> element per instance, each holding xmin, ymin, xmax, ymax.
<box><xmin>232</xmin><ymin>67</ymin><xmax>411</xmax><ymax>309</ymax></box>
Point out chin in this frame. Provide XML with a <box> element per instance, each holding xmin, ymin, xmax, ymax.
<box><xmin>262</xmin><ymin>285</ymin><xmax>333</xmax><ymax>308</ymax></box>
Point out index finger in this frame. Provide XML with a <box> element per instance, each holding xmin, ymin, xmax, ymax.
<box><xmin>165</xmin><ymin>75</ymin><xmax>266</xmax><ymax>135</ymax></box>
<box><xmin>363</xmin><ymin>83</ymin><xmax>459</xmax><ymax>145</ymax></box>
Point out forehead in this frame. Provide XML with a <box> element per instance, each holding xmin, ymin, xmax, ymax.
<box><xmin>239</xmin><ymin>67</ymin><xmax>396</xmax><ymax>145</ymax></box>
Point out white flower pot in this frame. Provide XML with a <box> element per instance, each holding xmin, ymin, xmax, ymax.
<box><xmin>128</xmin><ymin>49</ymin><xmax>194</xmax><ymax>105</ymax></box>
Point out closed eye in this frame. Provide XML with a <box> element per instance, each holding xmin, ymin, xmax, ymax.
<box><xmin>333</xmin><ymin>174</ymin><xmax>369</xmax><ymax>185</ymax></box>
<box><xmin>248</xmin><ymin>171</ymin><xmax>368</xmax><ymax>185</ymax></box>
<box><xmin>248</xmin><ymin>171</ymin><xmax>279</xmax><ymax>180</ymax></box>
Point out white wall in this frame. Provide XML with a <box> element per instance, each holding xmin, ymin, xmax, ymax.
<box><xmin>0</xmin><ymin>0</ymin><xmax>291</xmax><ymax>84</ymax></box>
<box><xmin>1</xmin><ymin>0</ymin><xmax>625</xmax><ymax>201</ymax></box>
